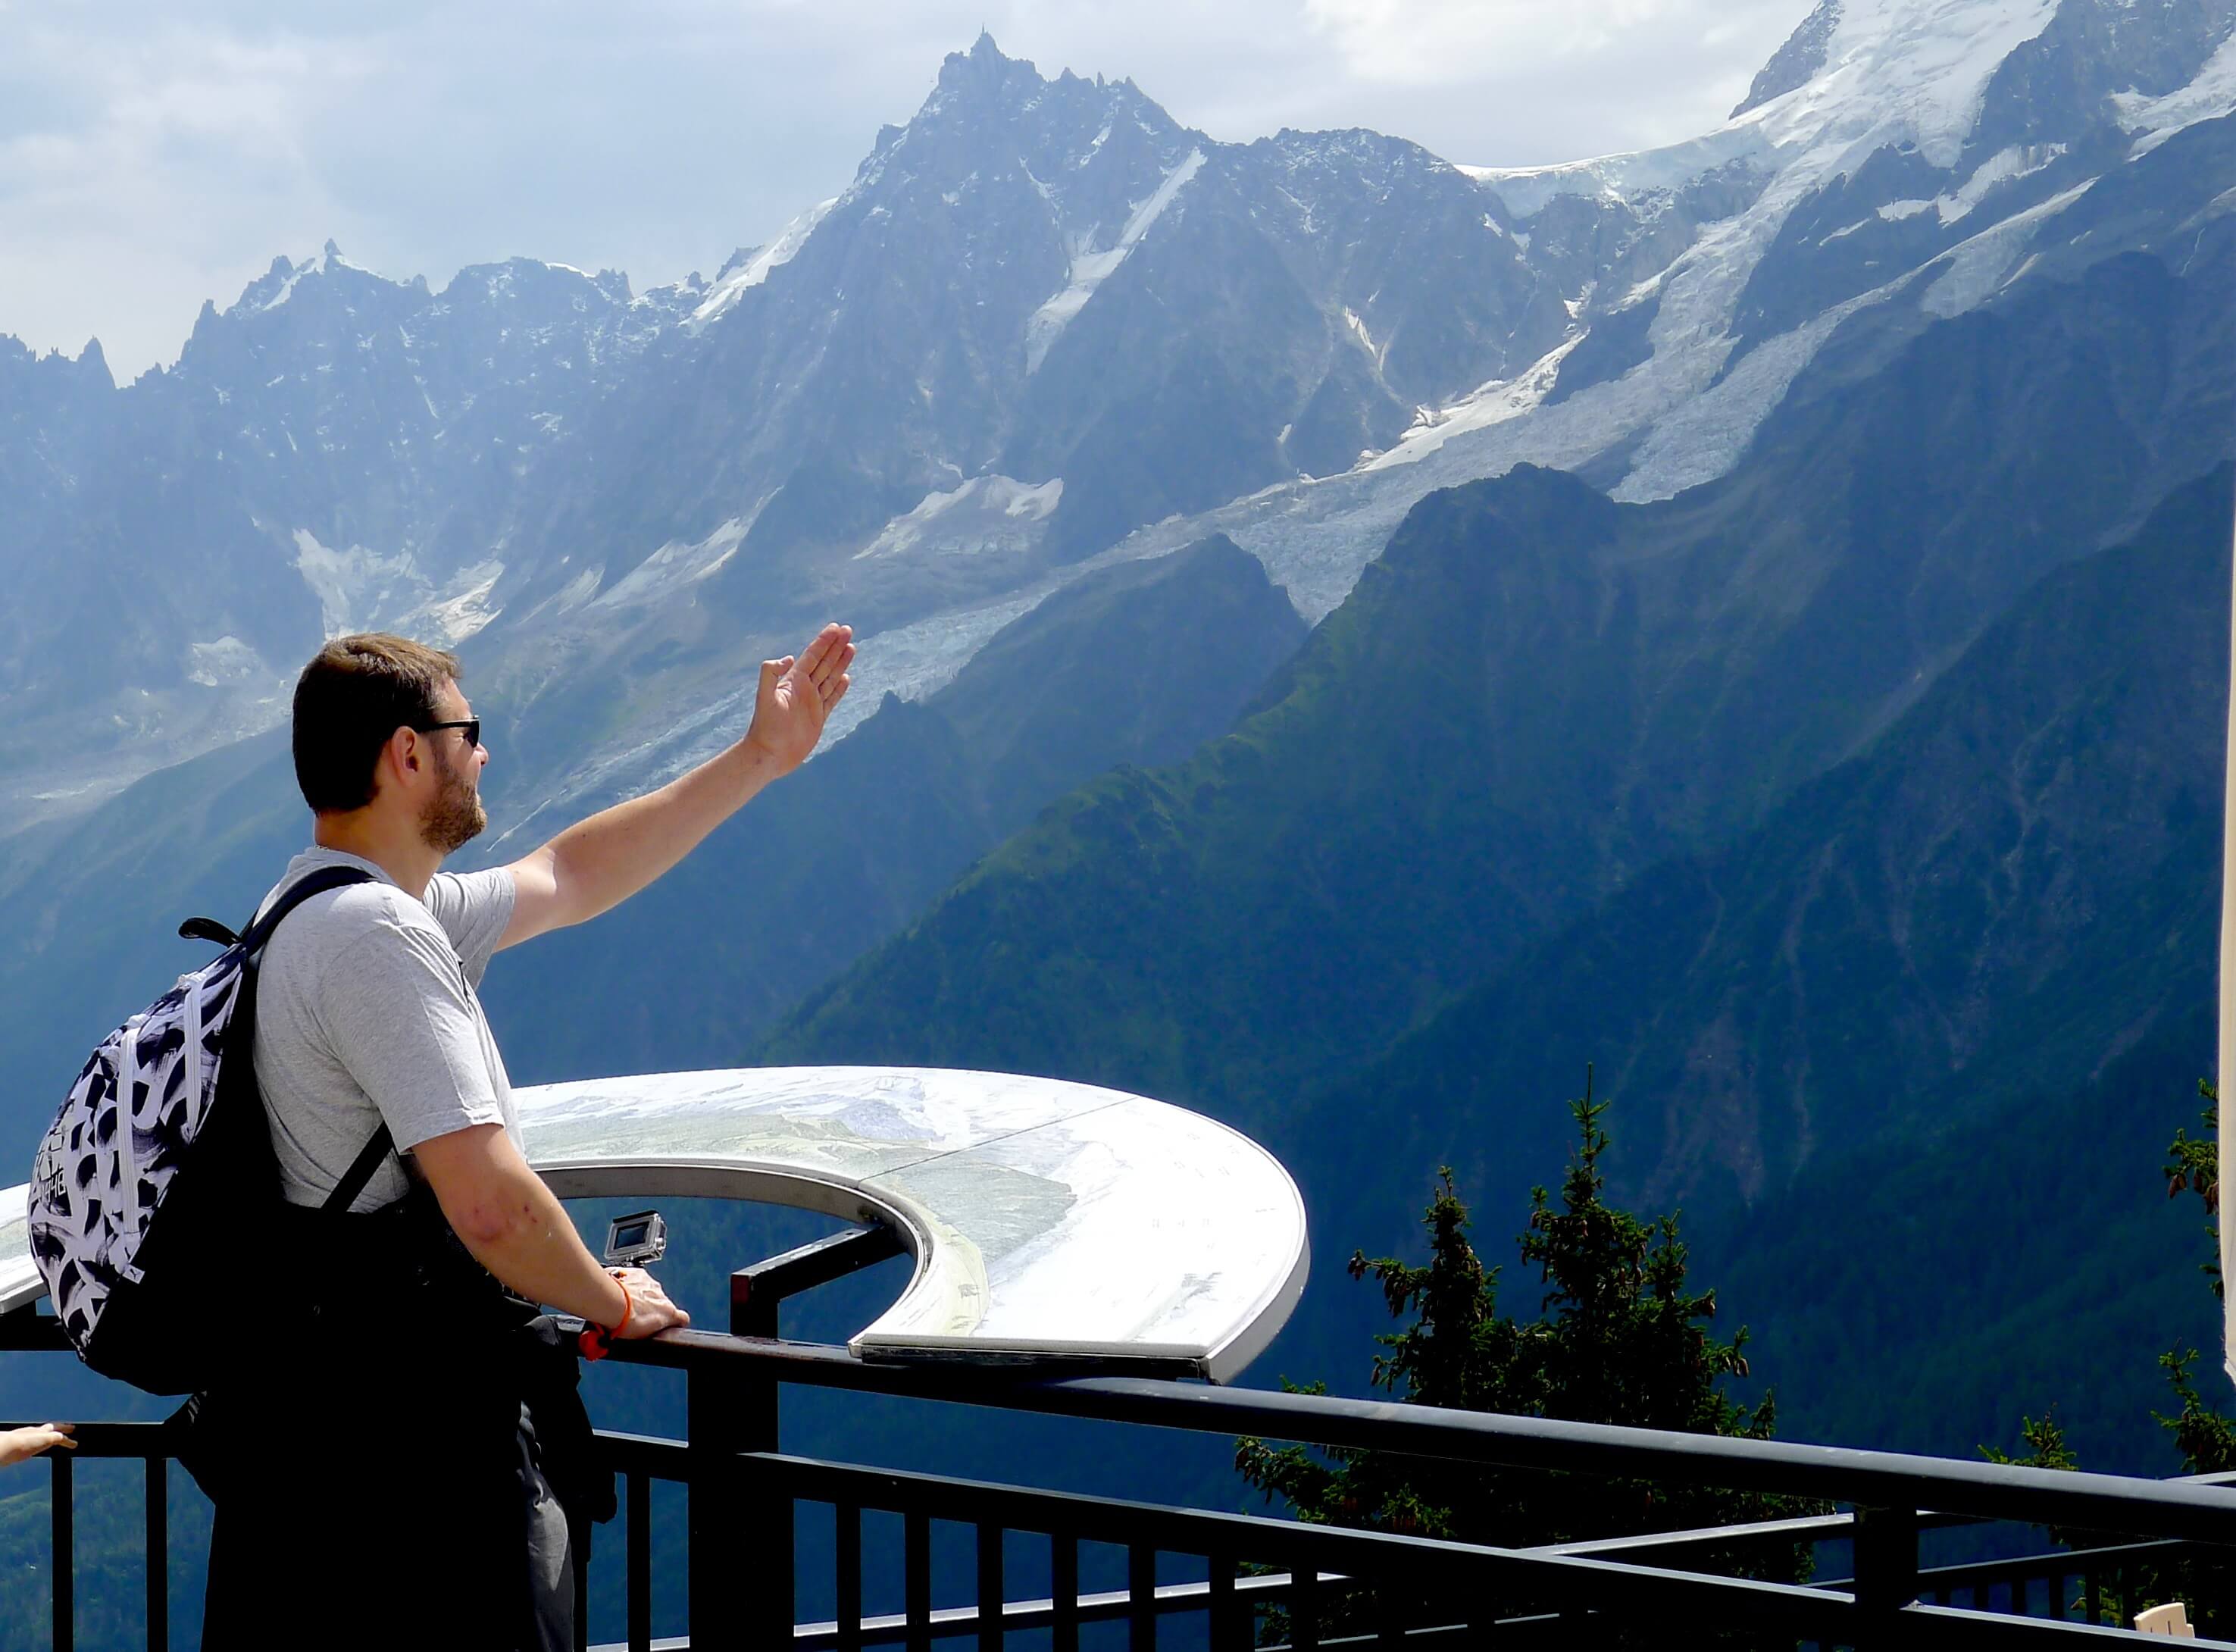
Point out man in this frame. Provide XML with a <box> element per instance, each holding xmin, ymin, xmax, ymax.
<box><xmin>203</xmin><ymin>623</ymin><xmax>852</xmax><ymax>1647</ymax></box>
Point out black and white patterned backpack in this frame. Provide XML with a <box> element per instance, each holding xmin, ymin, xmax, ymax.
<box><xmin>26</xmin><ymin>865</ymin><xmax>374</xmax><ymax>1394</ymax></box>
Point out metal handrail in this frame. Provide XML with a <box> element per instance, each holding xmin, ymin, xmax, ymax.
<box><xmin>1537</xmin><ymin>1473</ymin><xmax>2236</xmax><ymax>1565</ymax></box>
<box><xmin>1909</xmin><ymin>1538</ymin><xmax>2193</xmax><ymax>1597</ymax></box>
<box><xmin>12</xmin><ymin>1412</ymin><xmax>2234</xmax><ymax>1649</ymax></box>
<box><xmin>598</xmin><ymin>1328</ymin><xmax>2236</xmax><ymax>1544</ymax></box>
<box><xmin>15</xmin><ymin>1304</ymin><xmax>2236</xmax><ymax>1649</ymax></box>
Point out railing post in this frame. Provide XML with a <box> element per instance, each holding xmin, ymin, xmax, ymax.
<box><xmin>979</xmin><ymin>1522</ymin><xmax>1005</xmax><ymax>1650</ymax></box>
<box><xmin>145</xmin><ymin>1453</ymin><xmax>167</xmax><ymax>1652</ymax></box>
<box><xmin>1206</xmin><ymin>1554</ymin><xmax>1242</xmax><ymax>1651</ymax></box>
<box><xmin>686</xmin><ymin>1272</ymin><xmax>787</xmax><ymax>1647</ymax></box>
<box><xmin>627</xmin><ymin>1470</ymin><xmax>652</xmax><ymax>1652</ymax></box>
<box><xmin>686</xmin><ymin>1358</ymin><xmax>746</xmax><ymax>1647</ymax></box>
<box><xmin>837</xmin><ymin>1503</ymin><xmax>864</xmax><ymax>1652</ymax></box>
<box><xmin>691</xmin><ymin>1268</ymin><xmax>785</xmax><ymax>1647</ymax></box>
<box><xmin>1852</xmin><ymin>1506</ymin><xmax>1919</xmax><ymax>1647</ymax></box>
<box><xmin>1128</xmin><ymin>1544</ymin><xmax>1156</xmax><ymax>1648</ymax></box>
<box><xmin>52</xmin><ymin>1444</ymin><xmax>73</xmax><ymax>1652</ymax></box>
<box><xmin>730</xmin><ymin>1268</ymin><xmax>785</xmax><ymax>1461</ymax></box>
<box><xmin>712</xmin><ymin>1227</ymin><xmax>896</xmax><ymax>1647</ymax></box>
<box><xmin>1052</xmin><ymin>1532</ymin><xmax>1080</xmax><ymax>1652</ymax></box>
<box><xmin>1291</xmin><ymin>1564</ymin><xmax>1321</xmax><ymax>1652</ymax></box>
<box><xmin>905</xmin><ymin>1509</ymin><xmax>933</xmax><ymax>1652</ymax></box>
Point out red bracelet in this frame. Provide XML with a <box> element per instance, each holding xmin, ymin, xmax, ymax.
<box><xmin>578</xmin><ymin>1271</ymin><xmax>635</xmax><ymax>1361</ymax></box>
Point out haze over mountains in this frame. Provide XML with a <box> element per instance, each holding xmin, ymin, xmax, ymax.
<box><xmin>7</xmin><ymin>0</ymin><xmax>2236</xmax><ymax>1572</ymax></box>
<box><xmin>13</xmin><ymin>0</ymin><xmax>2230</xmax><ymax>830</ymax></box>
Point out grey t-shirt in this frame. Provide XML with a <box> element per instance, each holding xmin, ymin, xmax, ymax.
<box><xmin>252</xmin><ymin>847</ymin><xmax>520</xmax><ymax>1212</ymax></box>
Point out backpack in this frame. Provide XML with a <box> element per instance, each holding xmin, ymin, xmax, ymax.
<box><xmin>26</xmin><ymin>865</ymin><xmax>386</xmax><ymax>1394</ymax></box>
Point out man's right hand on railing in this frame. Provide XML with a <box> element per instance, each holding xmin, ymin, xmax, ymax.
<box><xmin>414</xmin><ymin>1122</ymin><xmax>692</xmax><ymax>1342</ymax></box>
<box><xmin>577</xmin><ymin>1266</ymin><xmax>690</xmax><ymax>1360</ymax></box>
<box><xmin>609</xmin><ymin>1266</ymin><xmax>690</xmax><ymax>1338</ymax></box>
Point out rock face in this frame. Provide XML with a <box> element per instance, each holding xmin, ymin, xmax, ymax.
<box><xmin>755</xmin><ymin>214</ymin><xmax>2236</xmax><ymax>1159</ymax></box>
<box><xmin>5</xmin><ymin>0</ymin><xmax>2236</xmax><ymax>1491</ymax></box>
<box><xmin>0</xmin><ymin>245</ymin><xmax>690</xmax><ymax>819</ymax></box>
<box><xmin>27</xmin><ymin>5</ymin><xmax>2236</xmax><ymax>835</ymax></box>
<box><xmin>1734</xmin><ymin>0</ymin><xmax>1844</xmax><ymax>117</ymax></box>
<box><xmin>0</xmin><ymin>534</ymin><xmax>1309</xmax><ymax>1174</ymax></box>
<box><xmin>0</xmin><ymin>33</ymin><xmax>1581</xmax><ymax>826</ymax></box>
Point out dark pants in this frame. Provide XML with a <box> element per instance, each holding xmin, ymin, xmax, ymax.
<box><xmin>201</xmin><ymin>1394</ymin><xmax>573</xmax><ymax>1650</ymax></box>
<box><xmin>196</xmin><ymin>1194</ymin><xmax>602</xmax><ymax>1648</ymax></box>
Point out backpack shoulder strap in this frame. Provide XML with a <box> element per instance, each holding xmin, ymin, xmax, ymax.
<box><xmin>236</xmin><ymin>864</ymin><xmax>396</xmax><ymax>1212</ymax></box>
<box><xmin>323</xmin><ymin>1122</ymin><xmax>396</xmax><ymax>1215</ymax></box>
<box><xmin>239</xmin><ymin>864</ymin><xmax>379</xmax><ymax>954</ymax></box>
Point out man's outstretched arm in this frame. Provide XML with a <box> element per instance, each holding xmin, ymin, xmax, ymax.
<box><xmin>497</xmin><ymin>622</ymin><xmax>853</xmax><ymax>950</ymax></box>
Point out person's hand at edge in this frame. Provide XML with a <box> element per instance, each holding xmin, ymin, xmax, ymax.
<box><xmin>0</xmin><ymin>1423</ymin><xmax>76</xmax><ymax>1469</ymax></box>
<box><xmin>611</xmin><ymin>1267</ymin><xmax>690</xmax><ymax>1338</ymax></box>
<box><xmin>742</xmin><ymin>622</ymin><xmax>855</xmax><ymax>776</ymax></box>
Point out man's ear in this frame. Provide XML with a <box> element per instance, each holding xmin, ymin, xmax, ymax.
<box><xmin>381</xmin><ymin>725</ymin><xmax>423</xmax><ymax>793</ymax></box>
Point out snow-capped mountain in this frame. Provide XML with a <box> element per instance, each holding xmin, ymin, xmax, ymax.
<box><xmin>5</xmin><ymin>4</ymin><xmax>2236</xmax><ymax>835</ymax></box>
<box><xmin>1109</xmin><ymin>0</ymin><xmax>2236</xmax><ymax>617</ymax></box>
<box><xmin>0</xmin><ymin>243</ymin><xmax>697</xmax><ymax>818</ymax></box>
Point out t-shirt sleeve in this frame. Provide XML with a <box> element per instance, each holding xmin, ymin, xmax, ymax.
<box><xmin>311</xmin><ymin>918</ymin><xmax>508</xmax><ymax>1153</ymax></box>
<box><xmin>421</xmin><ymin>866</ymin><xmax>517</xmax><ymax>985</ymax></box>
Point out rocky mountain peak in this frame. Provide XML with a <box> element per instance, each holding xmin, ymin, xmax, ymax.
<box><xmin>0</xmin><ymin>332</ymin><xmax>114</xmax><ymax>393</ymax></box>
<box><xmin>1734</xmin><ymin>0</ymin><xmax>1840</xmax><ymax>117</ymax></box>
<box><xmin>808</xmin><ymin>29</ymin><xmax>1203</xmax><ymax>321</ymax></box>
<box><xmin>1970</xmin><ymin>0</ymin><xmax>2236</xmax><ymax>154</ymax></box>
<box><xmin>927</xmin><ymin>31</ymin><xmax>1046</xmax><ymax>111</ymax></box>
<box><xmin>10</xmin><ymin>14</ymin><xmax>2236</xmax><ymax>840</ymax></box>
<box><xmin>73</xmin><ymin>337</ymin><xmax>111</xmax><ymax>389</ymax></box>
<box><xmin>909</xmin><ymin>32</ymin><xmax>1187</xmax><ymax>155</ymax></box>
<box><xmin>217</xmin><ymin>240</ymin><xmax>405</xmax><ymax>324</ymax></box>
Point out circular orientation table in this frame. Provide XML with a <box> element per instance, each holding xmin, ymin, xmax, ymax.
<box><xmin>5</xmin><ymin>1067</ymin><xmax>1309</xmax><ymax>1384</ymax></box>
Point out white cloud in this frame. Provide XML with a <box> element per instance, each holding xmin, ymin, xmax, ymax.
<box><xmin>0</xmin><ymin>14</ymin><xmax>381</xmax><ymax>375</ymax></box>
<box><xmin>0</xmin><ymin>0</ymin><xmax>1811</xmax><ymax>378</ymax></box>
<box><xmin>1306</xmin><ymin>0</ymin><xmax>1687</xmax><ymax>77</ymax></box>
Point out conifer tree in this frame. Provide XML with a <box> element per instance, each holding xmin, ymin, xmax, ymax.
<box><xmin>1981</xmin><ymin>1078</ymin><xmax>2236</xmax><ymax>1628</ymax></box>
<box><xmin>2154</xmin><ymin>1080</ymin><xmax>2236</xmax><ymax>1479</ymax></box>
<box><xmin>1236</xmin><ymin>1072</ymin><xmax>1819</xmax><ymax>1633</ymax></box>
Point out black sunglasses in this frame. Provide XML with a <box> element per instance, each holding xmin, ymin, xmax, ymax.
<box><xmin>414</xmin><ymin>718</ymin><xmax>482</xmax><ymax>750</ymax></box>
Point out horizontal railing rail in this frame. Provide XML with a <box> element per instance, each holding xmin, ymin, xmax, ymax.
<box><xmin>0</xmin><ymin>1419</ymin><xmax>174</xmax><ymax>1652</ymax></box>
<box><xmin>596</xmin><ymin>1328</ymin><xmax>2236</xmax><ymax>1546</ymax></box>
<box><xmin>1534</xmin><ymin>1471</ymin><xmax>2236</xmax><ymax>1566</ymax></box>
<box><xmin>12</xmin><ymin>1299</ymin><xmax>2236</xmax><ymax>1649</ymax></box>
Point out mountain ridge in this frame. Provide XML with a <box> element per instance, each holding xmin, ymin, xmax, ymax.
<box><xmin>755</xmin><ymin>205</ymin><xmax>2236</xmax><ymax>1142</ymax></box>
<box><xmin>20</xmin><ymin>5</ymin><xmax>2234</xmax><ymax>841</ymax></box>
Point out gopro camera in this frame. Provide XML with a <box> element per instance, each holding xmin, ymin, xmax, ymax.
<box><xmin>602</xmin><ymin>1209</ymin><xmax>668</xmax><ymax>1269</ymax></box>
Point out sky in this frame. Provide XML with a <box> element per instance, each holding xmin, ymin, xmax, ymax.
<box><xmin>0</xmin><ymin>0</ymin><xmax>1811</xmax><ymax>380</ymax></box>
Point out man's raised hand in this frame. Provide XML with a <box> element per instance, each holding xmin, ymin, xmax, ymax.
<box><xmin>743</xmin><ymin>622</ymin><xmax>855</xmax><ymax>774</ymax></box>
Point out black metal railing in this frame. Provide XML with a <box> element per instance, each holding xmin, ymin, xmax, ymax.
<box><xmin>0</xmin><ymin>1418</ymin><xmax>173</xmax><ymax>1652</ymax></box>
<box><xmin>8</xmin><ymin>1225</ymin><xmax>2236</xmax><ymax>1649</ymax></box>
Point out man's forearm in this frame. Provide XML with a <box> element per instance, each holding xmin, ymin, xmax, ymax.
<box><xmin>533</xmin><ymin>737</ymin><xmax>783</xmax><ymax>930</ymax></box>
<box><xmin>421</xmin><ymin>1137</ymin><xmax>630</xmax><ymax>1324</ymax></box>
<box><xmin>499</xmin><ymin>625</ymin><xmax>849</xmax><ymax>949</ymax></box>
<box><xmin>460</xmin><ymin>1181</ymin><xmax>627</xmax><ymax>1324</ymax></box>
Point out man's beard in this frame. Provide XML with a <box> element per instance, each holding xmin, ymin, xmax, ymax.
<box><xmin>421</xmin><ymin>744</ymin><xmax>487</xmax><ymax>855</ymax></box>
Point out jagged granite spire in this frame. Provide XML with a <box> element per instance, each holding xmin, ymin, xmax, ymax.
<box><xmin>931</xmin><ymin>30</ymin><xmax>1037</xmax><ymax>101</ymax></box>
<box><xmin>75</xmin><ymin>337</ymin><xmax>112</xmax><ymax>389</ymax></box>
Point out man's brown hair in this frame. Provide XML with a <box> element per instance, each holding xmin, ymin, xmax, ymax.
<box><xmin>292</xmin><ymin>633</ymin><xmax>463</xmax><ymax>813</ymax></box>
